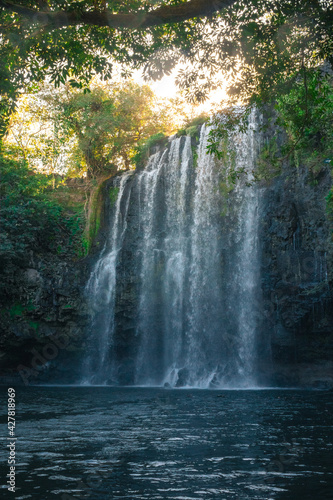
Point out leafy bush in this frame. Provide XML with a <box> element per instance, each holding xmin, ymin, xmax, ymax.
<box><xmin>177</xmin><ymin>113</ymin><xmax>209</xmax><ymax>138</ymax></box>
<box><xmin>5</xmin><ymin>81</ymin><xmax>178</xmax><ymax>177</ymax></box>
<box><xmin>183</xmin><ymin>113</ymin><xmax>209</xmax><ymax>129</ymax></box>
<box><xmin>133</xmin><ymin>133</ymin><xmax>168</xmax><ymax>168</ymax></box>
<box><xmin>275</xmin><ymin>69</ymin><xmax>333</xmax><ymax>170</ymax></box>
<box><xmin>206</xmin><ymin>70</ymin><xmax>333</xmax><ymax>194</ymax></box>
<box><xmin>0</xmin><ymin>152</ymin><xmax>85</xmax><ymax>263</ymax></box>
<box><xmin>260</xmin><ymin>70</ymin><xmax>333</xmax><ymax>196</ymax></box>
<box><xmin>176</xmin><ymin>129</ymin><xmax>186</xmax><ymax>137</ymax></box>
<box><xmin>185</xmin><ymin>125</ymin><xmax>200</xmax><ymax>138</ymax></box>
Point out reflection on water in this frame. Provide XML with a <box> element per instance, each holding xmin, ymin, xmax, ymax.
<box><xmin>0</xmin><ymin>388</ymin><xmax>332</xmax><ymax>499</ymax></box>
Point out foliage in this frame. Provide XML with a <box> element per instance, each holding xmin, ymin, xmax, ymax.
<box><xmin>0</xmin><ymin>150</ymin><xmax>85</xmax><ymax>264</ymax></box>
<box><xmin>184</xmin><ymin>113</ymin><xmax>209</xmax><ymax>130</ymax></box>
<box><xmin>0</xmin><ymin>0</ymin><xmax>202</xmax><ymax>136</ymax></box>
<box><xmin>207</xmin><ymin>107</ymin><xmax>249</xmax><ymax>157</ymax></box>
<box><xmin>109</xmin><ymin>186</ymin><xmax>120</xmax><ymax>206</ymax></box>
<box><xmin>206</xmin><ymin>69</ymin><xmax>333</xmax><ymax>190</ymax></box>
<box><xmin>185</xmin><ymin>125</ymin><xmax>199</xmax><ymax>138</ymax></box>
<box><xmin>219</xmin><ymin>180</ymin><xmax>234</xmax><ymax>216</ymax></box>
<box><xmin>0</xmin><ymin>1</ymin><xmax>331</xmax><ymax>138</ymax></box>
<box><xmin>176</xmin><ymin>112</ymin><xmax>208</xmax><ymax>139</ymax></box>
<box><xmin>5</xmin><ymin>80</ymin><xmax>177</xmax><ymax>177</ymax></box>
<box><xmin>133</xmin><ymin>132</ymin><xmax>168</xmax><ymax>168</ymax></box>
<box><xmin>1</xmin><ymin>0</ymin><xmax>332</xmax><ymax>251</ymax></box>
<box><xmin>5</xmin><ymin>90</ymin><xmax>75</xmax><ymax>174</ymax></box>
<box><xmin>191</xmin><ymin>145</ymin><xmax>198</xmax><ymax>168</ymax></box>
<box><xmin>251</xmin><ymin>70</ymin><xmax>333</xmax><ymax>185</ymax></box>
<box><xmin>275</xmin><ymin>70</ymin><xmax>333</xmax><ymax>168</ymax></box>
<box><xmin>252</xmin><ymin>137</ymin><xmax>282</xmax><ymax>182</ymax></box>
<box><xmin>9</xmin><ymin>303</ymin><xmax>24</xmax><ymax>318</ymax></box>
<box><xmin>205</xmin><ymin>107</ymin><xmax>248</xmax><ymax>187</ymax></box>
<box><xmin>176</xmin><ymin>1</ymin><xmax>333</xmax><ymax>107</ymax></box>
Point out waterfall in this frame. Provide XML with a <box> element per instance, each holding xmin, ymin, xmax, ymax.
<box><xmin>84</xmin><ymin>111</ymin><xmax>263</xmax><ymax>388</ymax></box>
<box><xmin>84</xmin><ymin>171</ymin><xmax>133</xmax><ymax>383</ymax></box>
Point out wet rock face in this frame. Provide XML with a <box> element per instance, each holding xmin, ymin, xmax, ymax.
<box><xmin>0</xmin><ymin>252</ymin><xmax>89</xmax><ymax>385</ymax></box>
<box><xmin>1</xmin><ymin>133</ymin><xmax>332</xmax><ymax>389</ymax></box>
<box><xmin>260</xmin><ymin>161</ymin><xmax>333</xmax><ymax>387</ymax></box>
<box><xmin>89</xmin><ymin>139</ymin><xmax>333</xmax><ymax>389</ymax></box>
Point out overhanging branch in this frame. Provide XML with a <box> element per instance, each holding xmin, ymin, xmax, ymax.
<box><xmin>0</xmin><ymin>0</ymin><xmax>237</xmax><ymax>30</ymax></box>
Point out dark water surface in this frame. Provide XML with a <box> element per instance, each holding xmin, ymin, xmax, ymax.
<box><xmin>1</xmin><ymin>387</ymin><xmax>332</xmax><ymax>499</ymax></box>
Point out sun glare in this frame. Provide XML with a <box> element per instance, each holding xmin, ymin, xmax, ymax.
<box><xmin>134</xmin><ymin>65</ymin><xmax>230</xmax><ymax>117</ymax></box>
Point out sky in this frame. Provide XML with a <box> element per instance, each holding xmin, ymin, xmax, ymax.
<box><xmin>134</xmin><ymin>65</ymin><xmax>229</xmax><ymax>115</ymax></box>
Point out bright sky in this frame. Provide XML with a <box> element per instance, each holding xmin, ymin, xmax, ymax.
<box><xmin>134</xmin><ymin>65</ymin><xmax>229</xmax><ymax>116</ymax></box>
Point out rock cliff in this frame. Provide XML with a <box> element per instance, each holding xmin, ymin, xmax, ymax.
<box><xmin>260</xmin><ymin>158</ymin><xmax>333</xmax><ymax>388</ymax></box>
<box><xmin>0</xmin><ymin>247</ymin><xmax>89</xmax><ymax>385</ymax></box>
<box><xmin>1</xmin><ymin>126</ymin><xmax>332</xmax><ymax>388</ymax></box>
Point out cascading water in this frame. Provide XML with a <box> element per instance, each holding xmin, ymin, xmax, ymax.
<box><xmin>84</xmin><ymin>171</ymin><xmax>133</xmax><ymax>383</ymax></box>
<box><xmin>84</xmin><ymin>110</ymin><xmax>263</xmax><ymax>387</ymax></box>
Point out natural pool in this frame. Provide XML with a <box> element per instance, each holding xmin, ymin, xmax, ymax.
<box><xmin>0</xmin><ymin>387</ymin><xmax>332</xmax><ymax>499</ymax></box>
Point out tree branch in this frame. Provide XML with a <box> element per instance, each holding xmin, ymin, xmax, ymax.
<box><xmin>0</xmin><ymin>0</ymin><xmax>237</xmax><ymax>30</ymax></box>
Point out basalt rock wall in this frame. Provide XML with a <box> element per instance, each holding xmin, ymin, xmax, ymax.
<box><xmin>0</xmin><ymin>244</ymin><xmax>89</xmax><ymax>385</ymax></box>
<box><xmin>260</xmin><ymin>153</ymin><xmax>333</xmax><ymax>388</ymax></box>
<box><xmin>1</xmin><ymin>123</ymin><xmax>332</xmax><ymax>388</ymax></box>
<box><xmin>98</xmin><ymin>127</ymin><xmax>333</xmax><ymax>388</ymax></box>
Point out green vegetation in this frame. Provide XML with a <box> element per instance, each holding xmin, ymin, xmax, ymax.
<box><xmin>219</xmin><ymin>181</ymin><xmax>234</xmax><ymax>217</ymax></box>
<box><xmin>191</xmin><ymin>146</ymin><xmax>198</xmax><ymax>168</ymax></box>
<box><xmin>177</xmin><ymin>113</ymin><xmax>209</xmax><ymax>139</ymax></box>
<box><xmin>185</xmin><ymin>114</ymin><xmax>209</xmax><ymax>129</ymax></box>
<box><xmin>29</xmin><ymin>321</ymin><xmax>39</xmax><ymax>333</ymax></box>
<box><xmin>185</xmin><ymin>126</ymin><xmax>199</xmax><ymax>139</ymax></box>
<box><xmin>8</xmin><ymin>302</ymin><xmax>35</xmax><ymax>319</ymax></box>
<box><xmin>206</xmin><ymin>70</ymin><xmax>333</xmax><ymax>207</ymax></box>
<box><xmin>1</xmin><ymin>1</ymin><xmax>331</xmax><ymax>131</ymax></box>
<box><xmin>6</xmin><ymin>80</ymin><xmax>177</xmax><ymax>179</ymax></box>
<box><xmin>0</xmin><ymin>149</ymin><xmax>85</xmax><ymax>264</ymax></box>
<box><xmin>207</xmin><ymin>109</ymin><xmax>247</xmax><ymax>190</ymax></box>
<box><xmin>326</xmin><ymin>189</ymin><xmax>333</xmax><ymax>220</ymax></box>
<box><xmin>0</xmin><ymin>0</ymin><xmax>332</xmax><ymax>256</ymax></box>
<box><xmin>2</xmin><ymin>78</ymin><xmax>180</xmax><ymax>257</ymax></box>
<box><xmin>207</xmin><ymin>108</ymin><xmax>249</xmax><ymax>159</ymax></box>
<box><xmin>133</xmin><ymin>133</ymin><xmax>168</xmax><ymax>168</ymax></box>
<box><xmin>252</xmin><ymin>71</ymin><xmax>333</xmax><ymax>212</ymax></box>
<box><xmin>275</xmin><ymin>70</ymin><xmax>333</xmax><ymax>172</ymax></box>
<box><xmin>109</xmin><ymin>187</ymin><xmax>120</xmax><ymax>206</ymax></box>
<box><xmin>9</xmin><ymin>303</ymin><xmax>24</xmax><ymax>318</ymax></box>
<box><xmin>253</xmin><ymin>138</ymin><xmax>282</xmax><ymax>183</ymax></box>
<box><xmin>62</xmin><ymin>304</ymin><xmax>74</xmax><ymax>310</ymax></box>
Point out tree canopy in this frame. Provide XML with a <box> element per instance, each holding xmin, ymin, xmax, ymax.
<box><xmin>1</xmin><ymin>1</ymin><xmax>332</xmax><ymax>136</ymax></box>
<box><xmin>6</xmin><ymin>79</ymin><xmax>179</xmax><ymax>177</ymax></box>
